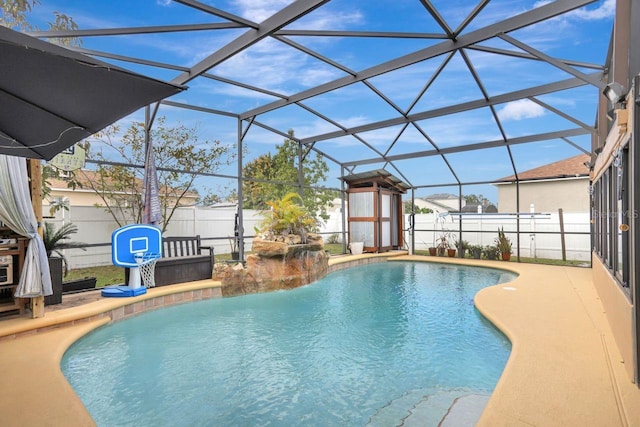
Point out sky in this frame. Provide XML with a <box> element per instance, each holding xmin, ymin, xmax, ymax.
<box><xmin>26</xmin><ymin>0</ymin><xmax>616</xmax><ymax>204</ymax></box>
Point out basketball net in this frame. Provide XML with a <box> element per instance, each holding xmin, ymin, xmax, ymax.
<box><xmin>133</xmin><ymin>252</ymin><xmax>160</xmax><ymax>288</ymax></box>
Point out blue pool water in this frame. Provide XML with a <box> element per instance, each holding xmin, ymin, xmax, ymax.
<box><xmin>61</xmin><ymin>262</ymin><xmax>516</xmax><ymax>426</ymax></box>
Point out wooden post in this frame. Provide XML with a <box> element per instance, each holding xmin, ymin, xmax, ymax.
<box><xmin>558</xmin><ymin>208</ymin><xmax>567</xmax><ymax>262</ymax></box>
<box><xmin>27</xmin><ymin>159</ymin><xmax>45</xmax><ymax>318</ymax></box>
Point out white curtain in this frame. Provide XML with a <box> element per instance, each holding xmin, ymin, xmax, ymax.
<box><xmin>0</xmin><ymin>155</ymin><xmax>52</xmax><ymax>297</ymax></box>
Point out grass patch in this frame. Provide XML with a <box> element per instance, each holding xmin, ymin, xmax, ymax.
<box><xmin>66</xmin><ymin>265</ymin><xmax>123</xmax><ymax>288</ymax></box>
<box><xmin>516</xmin><ymin>256</ymin><xmax>589</xmax><ymax>267</ymax></box>
<box><xmin>324</xmin><ymin>243</ymin><xmax>346</xmax><ymax>255</ymax></box>
<box><xmin>413</xmin><ymin>250</ymin><xmax>589</xmax><ymax>266</ymax></box>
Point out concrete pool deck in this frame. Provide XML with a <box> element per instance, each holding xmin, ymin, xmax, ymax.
<box><xmin>0</xmin><ymin>255</ymin><xmax>639</xmax><ymax>426</ymax></box>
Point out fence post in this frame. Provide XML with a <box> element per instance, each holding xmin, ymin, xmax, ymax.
<box><xmin>559</xmin><ymin>208</ymin><xmax>566</xmax><ymax>261</ymax></box>
<box><xmin>530</xmin><ymin>203</ymin><xmax>536</xmax><ymax>259</ymax></box>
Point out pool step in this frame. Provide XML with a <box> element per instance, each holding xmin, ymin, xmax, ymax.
<box><xmin>438</xmin><ymin>394</ymin><xmax>491</xmax><ymax>426</ymax></box>
<box><xmin>366</xmin><ymin>388</ymin><xmax>490</xmax><ymax>427</ymax></box>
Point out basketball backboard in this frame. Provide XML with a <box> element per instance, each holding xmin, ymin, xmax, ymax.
<box><xmin>111</xmin><ymin>224</ymin><xmax>162</xmax><ymax>268</ymax></box>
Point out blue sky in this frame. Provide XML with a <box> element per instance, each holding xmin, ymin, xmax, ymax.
<box><xmin>28</xmin><ymin>0</ymin><xmax>615</xmax><ymax>204</ymax></box>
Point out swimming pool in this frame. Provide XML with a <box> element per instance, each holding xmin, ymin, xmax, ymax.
<box><xmin>62</xmin><ymin>261</ymin><xmax>516</xmax><ymax>426</ymax></box>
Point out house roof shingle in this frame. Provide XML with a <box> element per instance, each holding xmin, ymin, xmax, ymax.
<box><xmin>499</xmin><ymin>154</ymin><xmax>590</xmax><ymax>182</ymax></box>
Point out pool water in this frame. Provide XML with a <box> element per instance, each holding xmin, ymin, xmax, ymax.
<box><xmin>62</xmin><ymin>262</ymin><xmax>516</xmax><ymax>426</ymax></box>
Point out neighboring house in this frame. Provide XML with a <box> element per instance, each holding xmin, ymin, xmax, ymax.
<box><xmin>460</xmin><ymin>202</ymin><xmax>498</xmax><ymax>213</ymax></box>
<box><xmin>494</xmin><ymin>154</ymin><xmax>590</xmax><ymax>213</ymax></box>
<box><xmin>414</xmin><ymin>193</ymin><xmax>463</xmax><ymax>213</ymax></box>
<box><xmin>411</xmin><ymin>193</ymin><xmax>498</xmax><ymax>213</ymax></box>
<box><xmin>44</xmin><ymin>169</ymin><xmax>199</xmax><ymax>211</ymax></box>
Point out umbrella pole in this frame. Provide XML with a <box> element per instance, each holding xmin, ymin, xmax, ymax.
<box><xmin>28</xmin><ymin>159</ymin><xmax>45</xmax><ymax>318</ymax></box>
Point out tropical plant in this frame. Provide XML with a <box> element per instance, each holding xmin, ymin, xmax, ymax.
<box><xmin>455</xmin><ymin>239</ymin><xmax>470</xmax><ymax>257</ymax></box>
<box><xmin>326</xmin><ymin>233</ymin><xmax>341</xmax><ymax>244</ymax></box>
<box><xmin>256</xmin><ymin>192</ymin><xmax>317</xmax><ymax>243</ymax></box>
<box><xmin>42</xmin><ymin>222</ymin><xmax>86</xmax><ymax>276</ymax></box>
<box><xmin>483</xmin><ymin>245</ymin><xmax>500</xmax><ymax>261</ymax></box>
<box><xmin>469</xmin><ymin>244</ymin><xmax>483</xmax><ymax>259</ymax></box>
<box><xmin>435</xmin><ymin>231</ymin><xmax>451</xmax><ymax>256</ymax></box>
<box><xmin>495</xmin><ymin>227</ymin><xmax>512</xmax><ymax>258</ymax></box>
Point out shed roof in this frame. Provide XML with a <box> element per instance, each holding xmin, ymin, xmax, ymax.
<box><xmin>341</xmin><ymin>169</ymin><xmax>410</xmax><ymax>193</ymax></box>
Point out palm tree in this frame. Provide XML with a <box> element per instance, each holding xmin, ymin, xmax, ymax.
<box><xmin>42</xmin><ymin>222</ymin><xmax>85</xmax><ymax>276</ymax></box>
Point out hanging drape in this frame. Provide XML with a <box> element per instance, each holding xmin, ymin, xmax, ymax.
<box><xmin>0</xmin><ymin>155</ymin><xmax>52</xmax><ymax>297</ymax></box>
<box><xmin>142</xmin><ymin>138</ymin><xmax>162</xmax><ymax>226</ymax></box>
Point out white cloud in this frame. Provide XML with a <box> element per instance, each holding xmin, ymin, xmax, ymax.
<box><xmin>570</xmin><ymin>0</ymin><xmax>615</xmax><ymax>20</ymax></box>
<box><xmin>211</xmin><ymin>37</ymin><xmax>342</xmax><ymax>93</ymax></box>
<box><xmin>291</xmin><ymin>9</ymin><xmax>364</xmax><ymax>31</ymax></box>
<box><xmin>233</xmin><ymin>0</ymin><xmax>294</xmax><ymax>22</ymax></box>
<box><xmin>497</xmin><ymin>99</ymin><xmax>545</xmax><ymax>121</ymax></box>
<box><xmin>233</xmin><ymin>0</ymin><xmax>362</xmax><ymax>29</ymax></box>
<box><xmin>533</xmin><ymin>0</ymin><xmax>615</xmax><ymax>21</ymax></box>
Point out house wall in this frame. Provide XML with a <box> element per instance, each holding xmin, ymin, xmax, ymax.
<box><xmin>588</xmin><ymin>0</ymin><xmax>639</xmax><ymax>385</ymax></box>
<box><xmin>592</xmin><ymin>256</ymin><xmax>635</xmax><ymax>380</ymax></box>
<box><xmin>496</xmin><ymin>178</ymin><xmax>589</xmax><ymax>213</ymax></box>
<box><xmin>45</xmin><ymin>188</ymin><xmax>105</xmax><ymax>207</ymax></box>
<box><xmin>44</xmin><ymin>185</ymin><xmax>199</xmax><ymax>208</ymax></box>
<box><xmin>415</xmin><ymin>197</ymin><xmax>462</xmax><ymax>212</ymax></box>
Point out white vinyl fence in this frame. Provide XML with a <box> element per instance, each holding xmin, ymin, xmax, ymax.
<box><xmin>45</xmin><ymin>205</ymin><xmax>262</xmax><ymax>269</ymax></box>
<box><xmin>45</xmin><ymin>205</ymin><xmax>590</xmax><ymax>269</ymax></box>
<box><xmin>407</xmin><ymin>212</ymin><xmax>591</xmax><ymax>262</ymax></box>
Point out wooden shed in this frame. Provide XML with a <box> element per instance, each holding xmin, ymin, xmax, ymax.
<box><xmin>342</xmin><ymin>170</ymin><xmax>409</xmax><ymax>253</ymax></box>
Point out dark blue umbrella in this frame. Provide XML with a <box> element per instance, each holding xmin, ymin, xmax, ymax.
<box><xmin>0</xmin><ymin>26</ymin><xmax>184</xmax><ymax>160</ymax></box>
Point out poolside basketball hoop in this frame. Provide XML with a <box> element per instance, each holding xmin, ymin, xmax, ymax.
<box><xmin>133</xmin><ymin>252</ymin><xmax>160</xmax><ymax>288</ymax></box>
<box><xmin>105</xmin><ymin>224</ymin><xmax>162</xmax><ymax>298</ymax></box>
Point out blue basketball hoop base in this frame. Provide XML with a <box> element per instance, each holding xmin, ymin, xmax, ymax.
<box><xmin>101</xmin><ymin>285</ymin><xmax>147</xmax><ymax>298</ymax></box>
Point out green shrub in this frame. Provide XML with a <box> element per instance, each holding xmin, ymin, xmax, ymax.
<box><xmin>256</xmin><ymin>192</ymin><xmax>317</xmax><ymax>243</ymax></box>
<box><xmin>326</xmin><ymin>233</ymin><xmax>341</xmax><ymax>244</ymax></box>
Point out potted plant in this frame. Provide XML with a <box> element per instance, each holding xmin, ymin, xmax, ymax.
<box><xmin>349</xmin><ymin>239</ymin><xmax>364</xmax><ymax>255</ymax></box>
<box><xmin>455</xmin><ymin>239</ymin><xmax>470</xmax><ymax>258</ymax></box>
<box><xmin>42</xmin><ymin>222</ymin><xmax>87</xmax><ymax>304</ymax></box>
<box><xmin>43</xmin><ymin>222</ymin><xmax>86</xmax><ymax>277</ymax></box>
<box><xmin>428</xmin><ymin>246</ymin><xmax>437</xmax><ymax>256</ymax></box>
<box><xmin>435</xmin><ymin>231</ymin><xmax>451</xmax><ymax>256</ymax></box>
<box><xmin>495</xmin><ymin>227</ymin><xmax>512</xmax><ymax>261</ymax></box>
<box><xmin>469</xmin><ymin>244</ymin><xmax>483</xmax><ymax>260</ymax></box>
<box><xmin>483</xmin><ymin>245</ymin><xmax>500</xmax><ymax>261</ymax></box>
<box><xmin>228</xmin><ymin>235</ymin><xmax>239</xmax><ymax>260</ymax></box>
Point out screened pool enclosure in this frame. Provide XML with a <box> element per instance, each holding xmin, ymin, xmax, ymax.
<box><xmin>21</xmin><ymin>0</ymin><xmax>619</xmax><ymax>265</ymax></box>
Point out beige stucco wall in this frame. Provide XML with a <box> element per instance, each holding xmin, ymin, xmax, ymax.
<box><xmin>592</xmin><ymin>255</ymin><xmax>636</xmax><ymax>382</ymax></box>
<box><xmin>496</xmin><ymin>177</ymin><xmax>589</xmax><ymax>213</ymax></box>
<box><xmin>45</xmin><ymin>188</ymin><xmax>106</xmax><ymax>207</ymax></box>
<box><xmin>44</xmin><ymin>187</ymin><xmax>198</xmax><ymax>209</ymax></box>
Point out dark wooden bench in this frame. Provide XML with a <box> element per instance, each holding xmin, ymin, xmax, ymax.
<box><xmin>126</xmin><ymin>235</ymin><xmax>215</xmax><ymax>287</ymax></box>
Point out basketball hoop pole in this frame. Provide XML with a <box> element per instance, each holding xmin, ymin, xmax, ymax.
<box><xmin>129</xmin><ymin>266</ymin><xmax>143</xmax><ymax>289</ymax></box>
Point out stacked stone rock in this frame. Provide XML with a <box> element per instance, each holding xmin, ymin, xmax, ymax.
<box><xmin>213</xmin><ymin>233</ymin><xmax>328</xmax><ymax>296</ymax></box>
